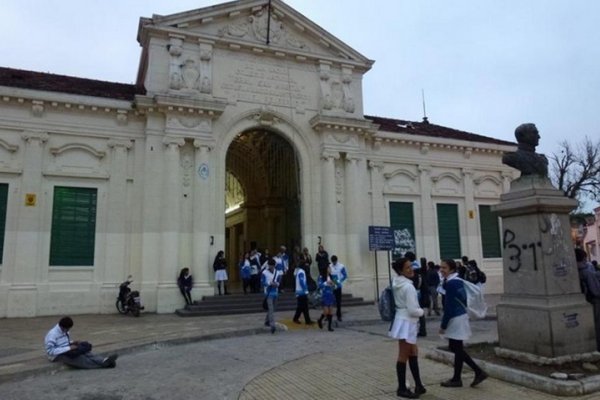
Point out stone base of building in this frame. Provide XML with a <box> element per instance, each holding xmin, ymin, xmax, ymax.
<box><xmin>495</xmin><ymin>346</ymin><xmax>600</xmax><ymax>366</ymax></box>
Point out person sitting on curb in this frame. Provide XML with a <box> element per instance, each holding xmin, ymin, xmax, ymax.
<box><xmin>44</xmin><ymin>316</ymin><xmax>118</xmax><ymax>369</ymax></box>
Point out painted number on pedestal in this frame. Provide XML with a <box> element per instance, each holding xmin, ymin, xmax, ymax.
<box><xmin>503</xmin><ymin>229</ymin><xmax>542</xmax><ymax>273</ymax></box>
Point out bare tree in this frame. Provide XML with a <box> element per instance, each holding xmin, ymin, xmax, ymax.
<box><xmin>549</xmin><ymin>136</ymin><xmax>600</xmax><ymax>203</ymax></box>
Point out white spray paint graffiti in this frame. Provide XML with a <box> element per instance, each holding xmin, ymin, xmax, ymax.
<box><xmin>393</xmin><ymin>229</ymin><xmax>415</xmax><ymax>259</ymax></box>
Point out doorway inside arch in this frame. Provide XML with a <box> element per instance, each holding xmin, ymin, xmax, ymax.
<box><xmin>225</xmin><ymin>129</ymin><xmax>301</xmax><ymax>290</ymax></box>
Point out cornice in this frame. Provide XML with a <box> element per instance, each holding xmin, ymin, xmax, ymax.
<box><xmin>134</xmin><ymin>94</ymin><xmax>227</xmax><ymax>118</ymax></box>
<box><xmin>310</xmin><ymin>114</ymin><xmax>378</xmax><ymax>135</ymax></box>
<box><xmin>371</xmin><ymin>130</ymin><xmax>515</xmax><ymax>155</ymax></box>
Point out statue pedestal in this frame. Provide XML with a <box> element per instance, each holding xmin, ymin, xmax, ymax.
<box><xmin>492</xmin><ymin>176</ymin><xmax>596</xmax><ymax>358</ymax></box>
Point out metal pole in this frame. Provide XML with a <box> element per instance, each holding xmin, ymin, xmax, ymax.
<box><xmin>387</xmin><ymin>251</ymin><xmax>392</xmax><ymax>286</ymax></box>
<box><xmin>374</xmin><ymin>251</ymin><xmax>379</xmax><ymax>301</ymax></box>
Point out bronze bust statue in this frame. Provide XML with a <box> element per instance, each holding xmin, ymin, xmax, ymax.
<box><xmin>502</xmin><ymin>123</ymin><xmax>548</xmax><ymax>177</ymax></box>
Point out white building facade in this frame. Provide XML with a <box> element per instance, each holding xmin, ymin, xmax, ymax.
<box><xmin>0</xmin><ymin>0</ymin><xmax>516</xmax><ymax>317</ymax></box>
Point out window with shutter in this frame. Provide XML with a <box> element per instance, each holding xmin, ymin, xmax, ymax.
<box><xmin>437</xmin><ymin>203</ymin><xmax>461</xmax><ymax>260</ymax></box>
<box><xmin>0</xmin><ymin>183</ymin><xmax>8</xmax><ymax>264</ymax></box>
<box><xmin>49</xmin><ymin>186</ymin><xmax>97</xmax><ymax>266</ymax></box>
<box><xmin>479</xmin><ymin>204</ymin><xmax>501</xmax><ymax>258</ymax></box>
<box><xmin>389</xmin><ymin>202</ymin><xmax>416</xmax><ymax>259</ymax></box>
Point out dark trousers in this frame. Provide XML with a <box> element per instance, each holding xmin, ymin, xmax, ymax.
<box><xmin>250</xmin><ymin>275</ymin><xmax>260</xmax><ymax>293</ymax></box>
<box><xmin>293</xmin><ymin>294</ymin><xmax>312</xmax><ymax>323</ymax></box>
<box><xmin>179</xmin><ymin>287</ymin><xmax>192</xmax><ymax>305</ymax></box>
<box><xmin>55</xmin><ymin>352</ymin><xmax>106</xmax><ymax>369</ymax></box>
<box><xmin>334</xmin><ymin>287</ymin><xmax>342</xmax><ymax>320</ymax></box>
<box><xmin>242</xmin><ymin>278</ymin><xmax>251</xmax><ymax>294</ymax></box>
<box><xmin>592</xmin><ymin>298</ymin><xmax>600</xmax><ymax>351</ymax></box>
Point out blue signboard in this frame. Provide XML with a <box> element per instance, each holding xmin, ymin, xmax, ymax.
<box><xmin>368</xmin><ymin>226</ymin><xmax>395</xmax><ymax>251</ymax></box>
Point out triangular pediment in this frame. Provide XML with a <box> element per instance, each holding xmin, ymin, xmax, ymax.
<box><xmin>139</xmin><ymin>0</ymin><xmax>373</xmax><ymax>71</ymax></box>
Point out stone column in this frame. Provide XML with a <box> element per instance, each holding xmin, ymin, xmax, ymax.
<box><xmin>104</xmin><ymin>140</ymin><xmax>132</xmax><ymax>284</ymax></box>
<box><xmin>368</xmin><ymin>160</ymin><xmax>388</xmax><ymax>294</ymax></box>
<box><xmin>192</xmin><ymin>140</ymin><xmax>212</xmax><ymax>293</ymax></box>
<box><xmin>157</xmin><ymin>136</ymin><xmax>184</xmax><ymax>311</ymax></box>
<box><xmin>9</xmin><ymin>131</ymin><xmax>47</xmax><ymax>316</ymax></box>
<box><xmin>493</xmin><ymin>176</ymin><xmax>596</xmax><ymax>358</ymax></box>
<box><xmin>344</xmin><ymin>154</ymin><xmax>369</xmax><ymax>298</ymax></box>
<box><xmin>418</xmin><ymin>165</ymin><xmax>436</xmax><ymax>260</ymax></box>
<box><xmin>321</xmin><ymin>151</ymin><xmax>339</xmax><ymax>253</ymax></box>
<box><xmin>462</xmin><ymin>168</ymin><xmax>478</xmax><ymax>258</ymax></box>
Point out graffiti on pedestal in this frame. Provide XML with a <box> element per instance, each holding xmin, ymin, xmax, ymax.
<box><xmin>503</xmin><ymin>213</ymin><xmax>572</xmax><ymax>277</ymax></box>
<box><xmin>503</xmin><ymin>229</ymin><xmax>542</xmax><ymax>273</ymax></box>
<box><xmin>563</xmin><ymin>312</ymin><xmax>579</xmax><ymax>328</ymax></box>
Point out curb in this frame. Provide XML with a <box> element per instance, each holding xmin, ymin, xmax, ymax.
<box><xmin>427</xmin><ymin>347</ymin><xmax>600</xmax><ymax>396</ymax></box>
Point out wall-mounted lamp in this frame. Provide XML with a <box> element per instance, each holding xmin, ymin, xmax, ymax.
<box><xmin>210</xmin><ymin>235</ymin><xmax>214</xmax><ymax>246</ymax></box>
<box><xmin>317</xmin><ymin>236</ymin><xmax>322</xmax><ymax>245</ymax></box>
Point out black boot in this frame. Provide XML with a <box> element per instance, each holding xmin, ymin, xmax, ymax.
<box><xmin>396</xmin><ymin>362</ymin><xmax>417</xmax><ymax>398</ymax></box>
<box><xmin>409</xmin><ymin>356</ymin><xmax>426</xmax><ymax>395</ymax></box>
<box><xmin>327</xmin><ymin>315</ymin><xmax>334</xmax><ymax>331</ymax></box>
<box><xmin>317</xmin><ymin>314</ymin><xmax>324</xmax><ymax>329</ymax></box>
<box><xmin>217</xmin><ymin>282</ymin><xmax>222</xmax><ymax>296</ymax></box>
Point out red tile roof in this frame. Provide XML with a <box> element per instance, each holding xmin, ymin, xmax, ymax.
<box><xmin>365</xmin><ymin>115</ymin><xmax>515</xmax><ymax>146</ymax></box>
<box><xmin>0</xmin><ymin>67</ymin><xmax>143</xmax><ymax>101</ymax></box>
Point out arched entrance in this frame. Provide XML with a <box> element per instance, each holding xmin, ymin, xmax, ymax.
<box><xmin>224</xmin><ymin>128</ymin><xmax>301</xmax><ymax>288</ymax></box>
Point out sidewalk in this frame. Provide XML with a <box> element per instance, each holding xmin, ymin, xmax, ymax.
<box><xmin>0</xmin><ymin>294</ymin><xmax>501</xmax><ymax>384</ymax></box>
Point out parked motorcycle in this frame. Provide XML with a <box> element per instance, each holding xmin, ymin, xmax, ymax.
<box><xmin>116</xmin><ymin>276</ymin><xmax>143</xmax><ymax>317</ymax></box>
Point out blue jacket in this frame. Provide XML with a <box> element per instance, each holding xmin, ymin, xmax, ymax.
<box><xmin>441</xmin><ymin>277</ymin><xmax>467</xmax><ymax>330</ymax></box>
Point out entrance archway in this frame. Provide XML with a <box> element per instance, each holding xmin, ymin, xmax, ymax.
<box><xmin>225</xmin><ymin>128</ymin><xmax>301</xmax><ymax>288</ymax></box>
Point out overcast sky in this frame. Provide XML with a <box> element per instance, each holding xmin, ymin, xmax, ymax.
<box><xmin>2</xmin><ymin>0</ymin><xmax>599</xmax><ymax>209</ymax></box>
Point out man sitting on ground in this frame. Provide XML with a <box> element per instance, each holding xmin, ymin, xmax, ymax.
<box><xmin>44</xmin><ymin>316</ymin><xmax>118</xmax><ymax>369</ymax></box>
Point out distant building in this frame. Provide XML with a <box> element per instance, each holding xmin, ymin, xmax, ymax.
<box><xmin>583</xmin><ymin>207</ymin><xmax>600</xmax><ymax>263</ymax></box>
<box><xmin>0</xmin><ymin>0</ymin><xmax>516</xmax><ymax>317</ymax></box>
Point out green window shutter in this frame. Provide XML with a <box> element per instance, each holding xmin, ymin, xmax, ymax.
<box><xmin>389</xmin><ymin>202</ymin><xmax>416</xmax><ymax>259</ymax></box>
<box><xmin>0</xmin><ymin>183</ymin><xmax>8</xmax><ymax>264</ymax></box>
<box><xmin>49</xmin><ymin>187</ymin><xmax>97</xmax><ymax>266</ymax></box>
<box><xmin>437</xmin><ymin>203</ymin><xmax>461</xmax><ymax>260</ymax></box>
<box><xmin>479</xmin><ymin>204</ymin><xmax>501</xmax><ymax>258</ymax></box>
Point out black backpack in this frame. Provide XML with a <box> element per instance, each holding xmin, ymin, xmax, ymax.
<box><xmin>466</xmin><ymin>265</ymin><xmax>479</xmax><ymax>284</ymax></box>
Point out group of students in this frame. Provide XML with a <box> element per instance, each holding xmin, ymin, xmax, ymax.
<box><xmin>389</xmin><ymin>256</ymin><xmax>488</xmax><ymax>398</ymax></box>
<box><xmin>257</xmin><ymin>244</ymin><xmax>348</xmax><ymax>334</ymax></box>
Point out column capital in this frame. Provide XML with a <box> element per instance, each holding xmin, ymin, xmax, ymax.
<box><xmin>368</xmin><ymin>160</ymin><xmax>384</xmax><ymax>171</ymax></box>
<box><xmin>107</xmin><ymin>139</ymin><xmax>133</xmax><ymax>150</ymax></box>
<box><xmin>163</xmin><ymin>136</ymin><xmax>185</xmax><ymax>148</ymax></box>
<box><xmin>21</xmin><ymin>131</ymin><xmax>48</xmax><ymax>144</ymax></box>
<box><xmin>193</xmin><ymin>139</ymin><xmax>214</xmax><ymax>152</ymax></box>
<box><xmin>418</xmin><ymin>165</ymin><xmax>431</xmax><ymax>174</ymax></box>
<box><xmin>462</xmin><ymin>168</ymin><xmax>474</xmax><ymax>177</ymax></box>
<box><xmin>321</xmin><ymin>150</ymin><xmax>340</xmax><ymax>161</ymax></box>
<box><xmin>345</xmin><ymin>153</ymin><xmax>362</xmax><ymax>163</ymax></box>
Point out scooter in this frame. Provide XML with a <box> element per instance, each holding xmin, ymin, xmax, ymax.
<box><xmin>116</xmin><ymin>276</ymin><xmax>144</xmax><ymax>317</ymax></box>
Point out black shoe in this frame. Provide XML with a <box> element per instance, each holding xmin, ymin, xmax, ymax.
<box><xmin>264</xmin><ymin>321</ymin><xmax>270</xmax><ymax>327</ymax></box>
<box><xmin>328</xmin><ymin>327</ymin><xmax>334</xmax><ymax>332</ymax></box>
<box><xmin>102</xmin><ymin>354</ymin><xmax>118</xmax><ymax>368</ymax></box>
<box><xmin>337</xmin><ymin>317</ymin><xmax>342</xmax><ymax>322</ymax></box>
<box><xmin>306</xmin><ymin>321</ymin><xmax>315</xmax><ymax>325</ymax></box>
<box><xmin>271</xmin><ymin>326</ymin><xmax>276</xmax><ymax>334</ymax></box>
<box><xmin>317</xmin><ymin>319</ymin><xmax>323</xmax><ymax>329</ymax></box>
<box><xmin>440</xmin><ymin>379</ymin><xmax>462</xmax><ymax>387</ymax></box>
<box><xmin>293</xmin><ymin>320</ymin><xmax>301</xmax><ymax>324</ymax></box>
<box><xmin>414</xmin><ymin>385</ymin><xmax>427</xmax><ymax>395</ymax></box>
<box><xmin>396</xmin><ymin>388</ymin><xmax>418</xmax><ymax>398</ymax></box>
<box><xmin>471</xmin><ymin>372</ymin><xmax>488</xmax><ymax>387</ymax></box>
<box><xmin>417</xmin><ymin>332</ymin><xmax>426</xmax><ymax>337</ymax></box>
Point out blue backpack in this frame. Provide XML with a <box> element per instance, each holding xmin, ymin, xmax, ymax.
<box><xmin>378</xmin><ymin>286</ymin><xmax>396</xmax><ymax>322</ymax></box>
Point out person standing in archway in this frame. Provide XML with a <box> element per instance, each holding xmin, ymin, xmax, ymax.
<box><xmin>213</xmin><ymin>250</ymin><xmax>229</xmax><ymax>295</ymax></box>
<box><xmin>329</xmin><ymin>255</ymin><xmax>348</xmax><ymax>322</ymax></box>
<box><xmin>315</xmin><ymin>245</ymin><xmax>329</xmax><ymax>279</ymax></box>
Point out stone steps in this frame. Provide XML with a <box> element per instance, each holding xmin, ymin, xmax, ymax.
<box><xmin>175</xmin><ymin>292</ymin><xmax>373</xmax><ymax>317</ymax></box>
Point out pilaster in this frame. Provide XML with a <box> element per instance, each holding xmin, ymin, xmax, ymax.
<box><xmin>462</xmin><ymin>168</ymin><xmax>478</xmax><ymax>258</ymax></box>
<box><xmin>418</xmin><ymin>165</ymin><xmax>436</xmax><ymax>260</ymax></box>
<box><xmin>321</xmin><ymin>150</ymin><xmax>339</xmax><ymax>253</ymax></box>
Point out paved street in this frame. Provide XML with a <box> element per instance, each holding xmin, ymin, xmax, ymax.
<box><xmin>1</xmin><ymin>317</ymin><xmax>598</xmax><ymax>400</ymax></box>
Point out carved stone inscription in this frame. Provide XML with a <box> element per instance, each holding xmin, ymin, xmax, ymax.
<box><xmin>221</xmin><ymin>61</ymin><xmax>310</xmax><ymax>108</ymax></box>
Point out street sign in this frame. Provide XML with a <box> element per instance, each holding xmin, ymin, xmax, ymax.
<box><xmin>368</xmin><ymin>226</ymin><xmax>395</xmax><ymax>251</ymax></box>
